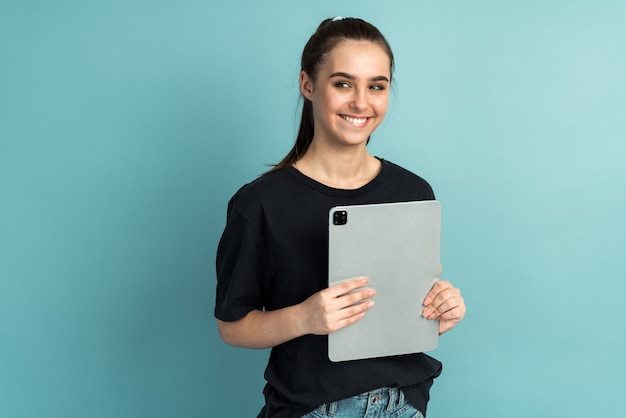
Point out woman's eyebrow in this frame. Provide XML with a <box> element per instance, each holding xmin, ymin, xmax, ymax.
<box><xmin>371</xmin><ymin>75</ymin><xmax>390</xmax><ymax>83</ymax></box>
<box><xmin>329</xmin><ymin>72</ymin><xmax>390</xmax><ymax>83</ymax></box>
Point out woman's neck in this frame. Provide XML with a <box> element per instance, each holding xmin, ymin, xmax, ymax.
<box><xmin>293</xmin><ymin>140</ymin><xmax>382</xmax><ymax>189</ymax></box>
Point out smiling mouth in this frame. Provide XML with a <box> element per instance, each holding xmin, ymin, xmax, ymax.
<box><xmin>340</xmin><ymin>115</ymin><xmax>370</xmax><ymax>127</ymax></box>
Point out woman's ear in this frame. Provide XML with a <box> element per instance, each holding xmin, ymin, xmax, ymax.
<box><xmin>300</xmin><ymin>71</ymin><xmax>313</xmax><ymax>101</ymax></box>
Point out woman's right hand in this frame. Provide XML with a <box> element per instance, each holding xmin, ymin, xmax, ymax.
<box><xmin>298</xmin><ymin>277</ymin><xmax>376</xmax><ymax>335</ymax></box>
<box><xmin>217</xmin><ymin>277</ymin><xmax>375</xmax><ymax>349</ymax></box>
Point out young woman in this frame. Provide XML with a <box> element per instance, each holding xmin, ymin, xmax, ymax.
<box><xmin>215</xmin><ymin>17</ymin><xmax>466</xmax><ymax>418</ymax></box>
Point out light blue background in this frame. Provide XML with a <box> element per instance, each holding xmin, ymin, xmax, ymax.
<box><xmin>1</xmin><ymin>1</ymin><xmax>625</xmax><ymax>417</ymax></box>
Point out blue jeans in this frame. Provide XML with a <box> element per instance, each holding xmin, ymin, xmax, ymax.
<box><xmin>301</xmin><ymin>387</ymin><xmax>424</xmax><ymax>418</ymax></box>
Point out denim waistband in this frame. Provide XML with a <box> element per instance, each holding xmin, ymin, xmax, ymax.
<box><xmin>307</xmin><ymin>386</ymin><xmax>423</xmax><ymax>417</ymax></box>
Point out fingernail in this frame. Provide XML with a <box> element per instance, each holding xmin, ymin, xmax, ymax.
<box><xmin>367</xmin><ymin>300</ymin><xmax>375</xmax><ymax>309</ymax></box>
<box><xmin>422</xmin><ymin>307</ymin><xmax>431</xmax><ymax>317</ymax></box>
<box><xmin>367</xmin><ymin>289</ymin><xmax>376</xmax><ymax>297</ymax></box>
<box><xmin>423</xmin><ymin>297</ymin><xmax>432</xmax><ymax>305</ymax></box>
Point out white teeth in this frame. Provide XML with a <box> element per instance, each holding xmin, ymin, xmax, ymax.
<box><xmin>343</xmin><ymin>115</ymin><xmax>368</xmax><ymax>126</ymax></box>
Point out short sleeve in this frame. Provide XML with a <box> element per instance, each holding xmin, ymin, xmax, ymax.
<box><xmin>214</xmin><ymin>202</ymin><xmax>271</xmax><ymax>322</ymax></box>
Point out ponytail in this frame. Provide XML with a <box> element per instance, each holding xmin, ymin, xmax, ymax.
<box><xmin>272</xmin><ymin>99</ymin><xmax>314</xmax><ymax>171</ymax></box>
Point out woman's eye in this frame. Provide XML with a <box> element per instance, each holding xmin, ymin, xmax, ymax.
<box><xmin>370</xmin><ymin>84</ymin><xmax>385</xmax><ymax>91</ymax></box>
<box><xmin>335</xmin><ymin>82</ymin><xmax>350</xmax><ymax>88</ymax></box>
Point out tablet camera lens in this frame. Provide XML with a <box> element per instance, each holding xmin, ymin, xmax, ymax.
<box><xmin>333</xmin><ymin>211</ymin><xmax>348</xmax><ymax>225</ymax></box>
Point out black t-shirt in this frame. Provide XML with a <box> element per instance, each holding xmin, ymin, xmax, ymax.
<box><xmin>215</xmin><ymin>159</ymin><xmax>442</xmax><ymax>417</ymax></box>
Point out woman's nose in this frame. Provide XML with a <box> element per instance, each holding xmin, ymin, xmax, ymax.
<box><xmin>350</xmin><ymin>88</ymin><xmax>367</xmax><ymax>111</ymax></box>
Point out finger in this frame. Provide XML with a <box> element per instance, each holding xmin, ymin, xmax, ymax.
<box><xmin>337</xmin><ymin>287</ymin><xmax>376</xmax><ymax>309</ymax></box>
<box><xmin>339</xmin><ymin>298</ymin><xmax>375</xmax><ymax>318</ymax></box>
<box><xmin>423</xmin><ymin>290</ymin><xmax>462</xmax><ymax>320</ymax></box>
<box><xmin>332</xmin><ymin>301</ymin><xmax>374</xmax><ymax>331</ymax></box>
<box><xmin>332</xmin><ymin>310</ymin><xmax>367</xmax><ymax>332</ymax></box>
<box><xmin>428</xmin><ymin>290</ymin><xmax>461</xmax><ymax>314</ymax></box>
<box><xmin>320</xmin><ymin>297</ymin><xmax>374</xmax><ymax>334</ymax></box>
<box><xmin>328</xmin><ymin>277</ymin><xmax>369</xmax><ymax>298</ymax></box>
<box><xmin>430</xmin><ymin>297</ymin><xmax>463</xmax><ymax>318</ymax></box>
<box><xmin>423</xmin><ymin>280</ymin><xmax>452</xmax><ymax>305</ymax></box>
<box><xmin>438</xmin><ymin>305</ymin><xmax>466</xmax><ymax>321</ymax></box>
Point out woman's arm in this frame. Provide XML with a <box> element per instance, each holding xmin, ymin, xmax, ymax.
<box><xmin>216</xmin><ymin>306</ymin><xmax>306</xmax><ymax>349</ymax></box>
<box><xmin>217</xmin><ymin>277</ymin><xmax>376</xmax><ymax>349</ymax></box>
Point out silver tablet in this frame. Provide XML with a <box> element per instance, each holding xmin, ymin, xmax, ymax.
<box><xmin>328</xmin><ymin>200</ymin><xmax>441</xmax><ymax>362</ymax></box>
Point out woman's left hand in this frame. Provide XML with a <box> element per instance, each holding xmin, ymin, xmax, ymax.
<box><xmin>422</xmin><ymin>280</ymin><xmax>466</xmax><ymax>335</ymax></box>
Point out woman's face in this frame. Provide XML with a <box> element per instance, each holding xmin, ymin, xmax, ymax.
<box><xmin>300</xmin><ymin>40</ymin><xmax>391</xmax><ymax>149</ymax></box>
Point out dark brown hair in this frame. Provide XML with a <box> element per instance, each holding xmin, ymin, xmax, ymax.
<box><xmin>271</xmin><ymin>17</ymin><xmax>395</xmax><ymax>171</ymax></box>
